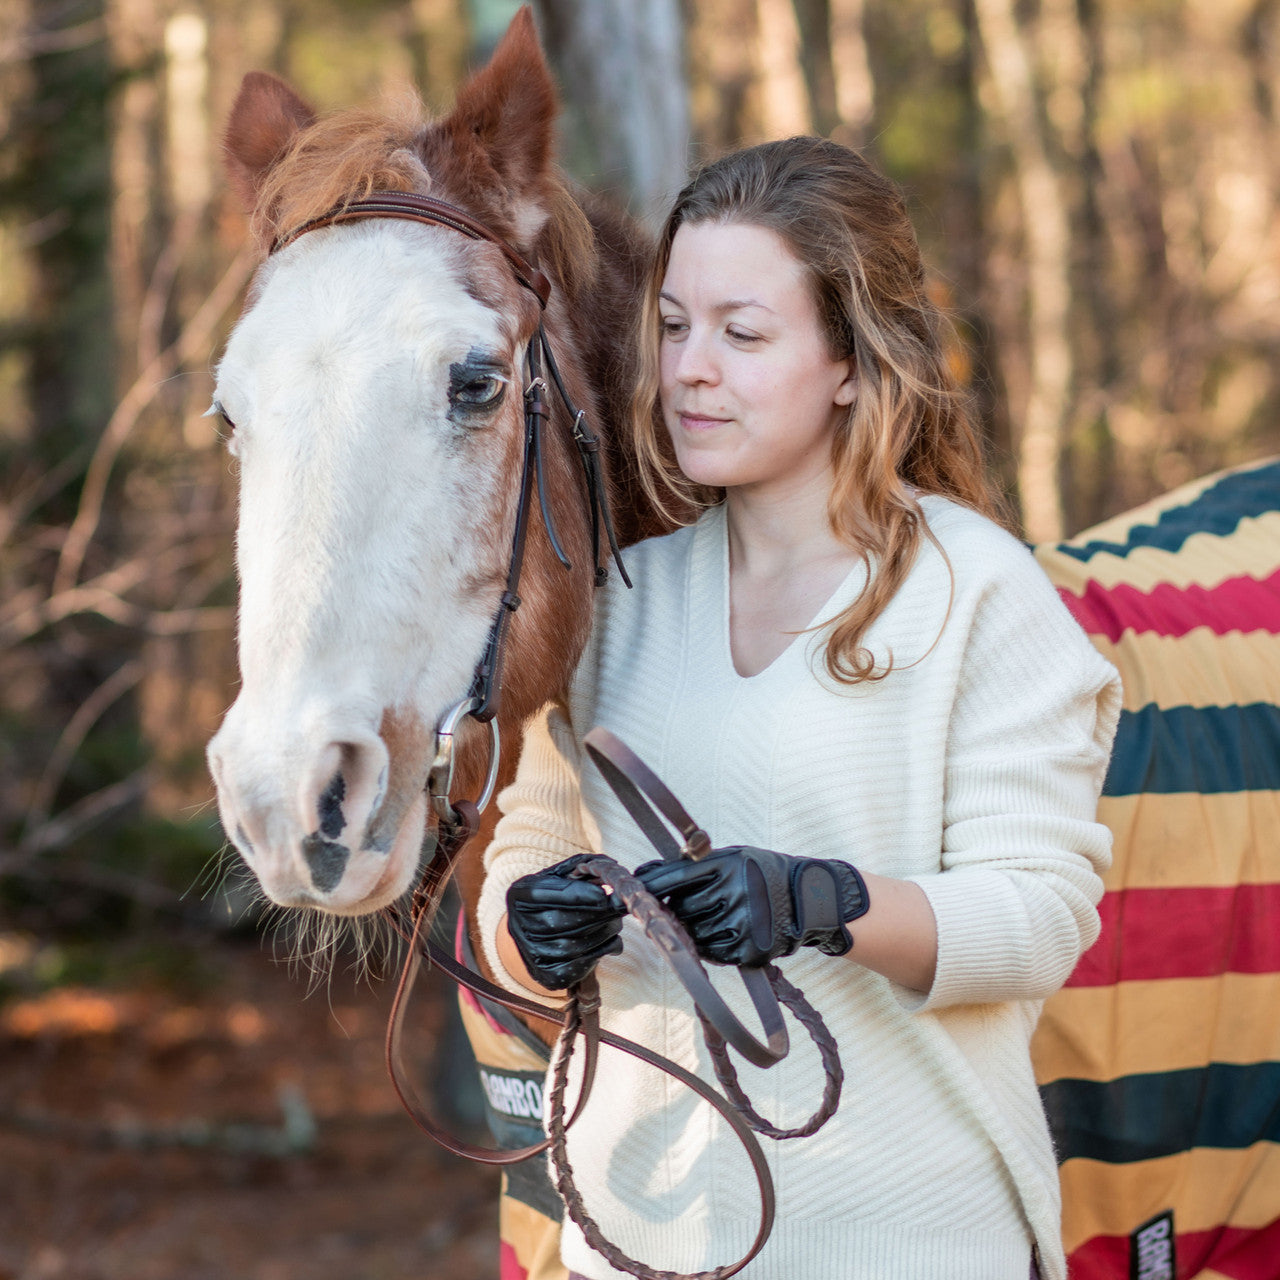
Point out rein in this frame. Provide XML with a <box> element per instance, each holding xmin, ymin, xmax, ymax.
<box><xmin>273</xmin><ymin>192</ymin><xmax>841</xmax><ymax>1280</ymax></box>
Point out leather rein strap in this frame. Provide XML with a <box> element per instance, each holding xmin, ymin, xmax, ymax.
<box><xmin>272</xmin><ymin>190</ymin><xmax>553</xmax><ymax>305</ymax></box>
<box><xmin>579</xmin><ymin>728</ymin><xmax>842</xmax><ymax>1123</ymax></box>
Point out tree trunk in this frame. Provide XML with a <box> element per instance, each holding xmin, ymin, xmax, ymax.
<box><xmin>791</xmin><ymin>0</ymin><xmax>839</xmax><ymax>136</ymax></box>
<box><xmin>756</xmin><ymin>0</ymin><xmax>812</xmax><ymax>137</ymax></box>
<box><xmin>685</xmin><ymin>0</ymin><xmax>765</xmax><ymax>151</ymax></box>
<box><xmin>1067</xmin><ymin>0</ymin><xmax>1119</xmax><ymax>531</ymax></box>
<box><xmin>829</xmin><ymin>0</ymin><xmax>874</xmax><ymax>145</ymax></box>
<box><xmin>973</xmin><ymin>0</ymin><xmax>1073</xmax><ymax>540</ymax></box>
<box><xmin>533</xmin><ymin>0</ymin><xmax>689</xmax><ymax>225</ymax></box>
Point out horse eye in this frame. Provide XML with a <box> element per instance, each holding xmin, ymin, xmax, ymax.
<box><xmin>204</xmin><ymin>400</ymin><xmax>237</xmax><ymax>432</ymax></box>
<box><xmin>455</xmin><ymin>375</ymin><xmax>506</xmax><ymax>407</ymax></box>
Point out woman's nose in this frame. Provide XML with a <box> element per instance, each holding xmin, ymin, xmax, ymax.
<box><xmin>674</xmin><ymin>331</ymin><xmax>720</xmax><ymax>386</ymax></box>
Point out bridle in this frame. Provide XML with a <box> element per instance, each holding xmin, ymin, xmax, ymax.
<box><xmin>271</xmin><ymin>191</ymin><xmax>842</xmax><ymax>1280</ymax></box>
<box><xmin>274</xmin><ymin>190</ymin><xmax>630</xmax><ymax>825</ymax></box>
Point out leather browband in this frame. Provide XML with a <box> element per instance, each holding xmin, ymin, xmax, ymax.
<box><xmin>270</xmin><ymin>191</ymin><xmax>553</xmax><ymax>308</ymax></box>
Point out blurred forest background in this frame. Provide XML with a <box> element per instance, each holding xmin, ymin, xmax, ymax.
<box><xmin>0</xmin><ymin>0</ymin><xmax>1278</xmax><ymax>1275</ymax></box>
<box><xmin>5</xmin><ymin>0</ymin><xmax>1280</xmax><ymax>941</ymax></box>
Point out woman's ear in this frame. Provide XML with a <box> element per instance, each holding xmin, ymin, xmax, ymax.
<box><xmin>834</xmin><ymin>361</ymin><xmax>858</xmax><ymax>407</ymax></box>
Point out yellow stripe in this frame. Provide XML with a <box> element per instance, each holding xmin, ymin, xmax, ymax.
<box><xmin>1097</xmin><ymin>790</ymin><xmax>1280</xmax><ymax>889</ymax></box>
<box><xmin>456</xmin><ymin>987</ymin><xmax>555</xmax><ymax>1074</ymax></box>
<box><xmin>1194</xmin><ymin>1271</ymin><xmax>1234</xmax><ymax>1280</ymax></box>
<box><xmin>1056</xmin><ymin>457</ymin><xmax>1279</xmax><ymax>549</ymax></box>
<box><xmin>1060</xmin><ymin>1142</ymin><xmax>1280</xmax><ymax>1252</ymax></box>
<box><xmin>1033</xmin><ymin>972</ymin><xmax>1280</xmax><ymax>1084</ymax></box>
<box><xmin>500</xmin><ymin>1190</ymin><xmax>567</xmax><ymax>1280</ymax></box>
<box><xmin>1089</xmin><ymin>630</ymin><xmax>1280</xmax><ymax>712</ymax></box>
<box><xmin>1037</xmin><ymin>511</ymin><xmax>1280</xmax><ymax>592</ymax></box>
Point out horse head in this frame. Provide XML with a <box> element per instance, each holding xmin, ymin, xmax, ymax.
<box><xmin>207</xmin><ymin>9</ymin><xmax>646</xmax><ymax>917</ymax></box>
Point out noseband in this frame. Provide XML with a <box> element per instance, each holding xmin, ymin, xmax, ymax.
<box><xmin>273</xmin><ymin>190</ymin><xmax>630</xmax><ymax>824</ymax></box>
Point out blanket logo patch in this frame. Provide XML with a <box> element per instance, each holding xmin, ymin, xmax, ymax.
<box><xmin>479</xmin><ymin>1067</ymin><xmax>544</xmax><ymax>1121</ymax></box>
<box><xmin>1130</xmin><ymin>1210</ymin><xmax>1176</xmax><ymax>1280</ymax></box>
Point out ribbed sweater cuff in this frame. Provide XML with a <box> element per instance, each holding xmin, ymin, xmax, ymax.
<box><xmin>475</xmin><ymin>849</ymin><xmax>557</xmax><ymax>998</ymax></box>
<box><xmin>904</xmin><ymin>868</ymin><xmax>1033</xmax><ymax>1011</ymax></box>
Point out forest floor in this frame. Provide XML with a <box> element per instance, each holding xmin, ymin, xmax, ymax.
<box><xmin>0</xmin><ymin>932</ymin><xmax>500</xmax><ymax>1280</ymax></box>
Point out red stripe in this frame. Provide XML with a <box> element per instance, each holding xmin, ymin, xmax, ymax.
<box><xmin>1057</xmin><ymin>567</ymin><xmax>1280</xmax><ymax>642</ymax></box>
<box><xmin>1067</xmin><ymin>883</ymin><xmax>1280</xmax><ymax>986</ymax></box>
<box><xmin>1068</xmin><ymin>1217</ymin><xmax>1280</xmax><ymax>1279</ymax></box>
<box><xmin>500</xmin><ymin>1240</ymin><xmax>528</xmax><ymax>1280</ymax></box>
<box><xmin>1211</xmin><ymin>1215</ymin><xmax>1280</xmax><ymax>1279</ymax></box>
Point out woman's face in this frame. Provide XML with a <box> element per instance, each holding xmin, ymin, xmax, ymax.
<box><xmin>658</xmin><ymin>221</ymin><xmax>856</xmax><ymax>498</ymax></box>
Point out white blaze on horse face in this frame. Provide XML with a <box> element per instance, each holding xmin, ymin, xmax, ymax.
<box><xmin>207</xmin><ymin>222</ymin><xmax>522</xmax><ymax>914</ymax></box>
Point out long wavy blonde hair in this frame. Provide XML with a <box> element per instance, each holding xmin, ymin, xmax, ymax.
<box><xmin>630</xmin><ymin>137</ymin><xmax>1004</xmax><ymax>683</ymax></box>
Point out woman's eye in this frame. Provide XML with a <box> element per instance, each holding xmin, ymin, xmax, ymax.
<box><xmin>727</xmin><ymin>327</ymin><xmax>761</xmax><ymax>344</ymax></box>
<box><xmin>660</xmin><ymin>317</ymin><xmax>687</xmax><ymax>339</ymax></box>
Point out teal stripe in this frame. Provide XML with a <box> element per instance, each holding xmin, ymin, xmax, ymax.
<box><xmin>1043</xmin><ymin>1062</ymin><xmax>1280</xmax><ymax>1163</ymax></box>
<box><xmin>1104</xmin><ymin>703</ymin><xmax>1280</xmax><ymax>795</ymax></box>
<box><xmin>1056</xmin><ymin>462</ymin><xmax>1280</xmax><ymax>563</ymax></box>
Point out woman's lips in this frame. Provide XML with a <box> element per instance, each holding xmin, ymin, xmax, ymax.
<box><xmin>677</xmin><ymin>412</ymin><xmax>730</xmax><ymax>431</ymax></box>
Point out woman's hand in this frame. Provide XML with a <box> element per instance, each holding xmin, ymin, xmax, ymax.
<box><xmin>636</xmin><ymin>847</ymin><xmax>869</xmax><ymax>968</ymax></box>
<box><xmin>505</xmin><ymin>853</ymin><xmax>627</xmax><ymax>991</ymax></box>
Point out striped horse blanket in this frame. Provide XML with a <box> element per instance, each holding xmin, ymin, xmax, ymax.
<box><xmin>1033</xmin><ymin>455</ymin><xmax>1280</xmax><ymax>1280</ymax></box>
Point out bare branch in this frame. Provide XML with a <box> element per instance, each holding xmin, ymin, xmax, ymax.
<box><xmin>0</xmin><ymin>852</ymin><xmax>185</xmax><ymax>912</ymax></box>
<box><xmin>0</xmin><ymin>447</ymin><xmax>91</xmax><ymax>549</ymax></box>
<box><xmin>19</xmin><ymin>659</ymin><xmax>147</xmax><ymax>844</ymax></box>
<box><xmin>52</xmin><ymin>245</ymin><xmax>256</xmax><ymax>596</ymax></box>
<box><xmin>2</xmin><ymin>542</ymin><xmax>227</xmax><ymax>643</ymax></box>
<box><xmin>0</xmin><ymin>18</ymin><xmax>106</xmax><ymax>65</ymax></box>
<box><xmin>13</xmin><ymin>765</ymin><xmax>157</xmax><ymax>859</ymax></box>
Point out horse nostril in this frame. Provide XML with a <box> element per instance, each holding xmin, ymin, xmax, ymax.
<box><xmin>302</xmin><ymin>833</ymin><xmax>350</xmax><ymax>893</ymax></box>
<box><xmin>318</xmin><ymin>770</ymin><xmax>347</xmax><ymax>839</ymax></box>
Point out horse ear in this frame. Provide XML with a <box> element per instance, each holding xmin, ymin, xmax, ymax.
<box><xmin>446</xmin><ymin>6</ymin><xmax>557</xmax><ymax>197</ymax></box>
<box><xmin>223</xmin><ymin>72</ymin><xmax>317</xmax><ymax>213</ymax></box>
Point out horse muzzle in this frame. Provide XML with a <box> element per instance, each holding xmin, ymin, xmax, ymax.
<box><xmin>207</xmin><ymin>701</ymin><xmax>435</xmax><ymax>915</ymax></box>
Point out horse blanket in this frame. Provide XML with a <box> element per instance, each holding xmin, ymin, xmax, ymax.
<box><xmin>1033</xmin><ymin>456</ymin><xmax>1280</xmax><ymax>1280</ymax></box>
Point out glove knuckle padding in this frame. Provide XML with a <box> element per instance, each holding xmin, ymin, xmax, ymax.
<box><xmin>506</xmin><ymin>853</ymin><xmax>625</xmax><ymax>989</ymax></box>
<box><xmin>635</xmin><ymin>845</ymin><xmax>869</xmax><ymax>966</ymax></box>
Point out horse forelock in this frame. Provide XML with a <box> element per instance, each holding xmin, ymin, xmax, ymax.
<box><xmin>248</xmin><ymin>88</ymin><xmax>601</xmax><ymax>313</ymax></box>
<box><xmin>250</xmin><ymin>94</ymin><xmax>432</xmax><ymax>250</ymax></box>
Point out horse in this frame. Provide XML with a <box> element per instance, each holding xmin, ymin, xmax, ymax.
<box><xmin>208</xmin><ymin>16</ymin><xmax>665</xmax><ymax>1274</ymax></box>
<box><xmin>207</xmin><ymin>7</ymin><xmax>663</xmax><ymax>930</ymax></box>
<box><xmin>207</xmin><ymin>11</ymin><xmax>1280</xmax><ymax>1279</ymax></box>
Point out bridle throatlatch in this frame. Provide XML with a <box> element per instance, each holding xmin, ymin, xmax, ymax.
<box><xmin>272</xmin><ymin>192</ymin><xmax>841</xmax><ymax>1280</ymax></box>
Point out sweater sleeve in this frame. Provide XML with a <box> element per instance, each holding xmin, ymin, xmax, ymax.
<box><xmin>476</xmin><ymin>700</ymin><xmax>599</xmax><ymax>995</ymax></box>
<box><xmin>905</xmin><ymin>547</ymin><xmax>1122</xmax><ymax>1013</ymax></box>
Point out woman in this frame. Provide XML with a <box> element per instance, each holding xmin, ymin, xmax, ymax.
<box><xmin>477</xmin><ymin>137</ymin><xmax>1120</xmax><ymax>1280</ymax></box>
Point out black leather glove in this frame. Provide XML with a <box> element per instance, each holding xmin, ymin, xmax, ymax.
<box><xmin>635</xmin><ymin>847</ymin><xmax>870</xmax><ymax>968</ymax></box>
<box><xmin>506</xmin><ymin>853</ymin><xmax>626</xmax><ymax>990</ymax></box>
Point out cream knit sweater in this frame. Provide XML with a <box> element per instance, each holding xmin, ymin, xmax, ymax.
<box><xmin>478</xmin><ymin>497</ymin><xmax>1121</xmax><ymax>1280</ymax></box>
